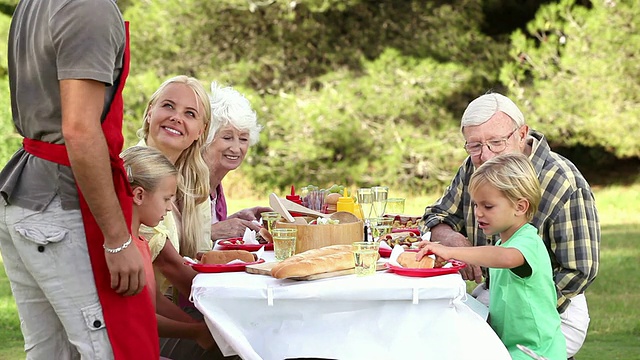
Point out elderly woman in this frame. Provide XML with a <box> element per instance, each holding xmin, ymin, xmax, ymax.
<box><xmin>203</xmin><ymin>82</ymin><xmax>271</xmax><ymax>241</ymax></box>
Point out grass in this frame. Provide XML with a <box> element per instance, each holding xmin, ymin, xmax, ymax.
<box><xmin>1</xmin><ymin>184</ymin><xmax>639</xmax><ymax>359</ymax></box>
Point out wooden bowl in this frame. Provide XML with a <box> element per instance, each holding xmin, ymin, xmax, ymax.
<box><xmin>275</xmin><ymin>218</ymin><xmax>364</xmax><ymax>254</ymax></box>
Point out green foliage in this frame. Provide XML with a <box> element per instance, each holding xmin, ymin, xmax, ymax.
<box><xmin>1</xmin><ymin>0</ymin><xmax>638</xmax><ymax>192</ymax></box>
<box><xmin>500</xmin><ymin>0</ymin><xmax>640</xmax><ymax>159</ymax></box>
<box><xmin>122</xmin><ymin>0</ymin><xmax>503</xmax><ymax>192</ymax></box>
<box><xmin>0</xmin><ymin>13</ymin><xmax>10</xmax><ymax>77</ymax></box>
<box><xmin>0</xmin><ymin>78</ymin><xmax>20</xmax><ymax>165</ymax></box>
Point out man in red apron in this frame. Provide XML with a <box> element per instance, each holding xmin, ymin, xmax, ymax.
<box><xmin>0</xmin><ymin>0</ymin><xmax>158</xmax><ymax>358</ymax></box>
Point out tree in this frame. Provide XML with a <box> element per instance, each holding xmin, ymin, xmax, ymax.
<box><xmin>500</xmin><ymin>0</ymin><xmax>640</xmax><ymax>160</ymax></box>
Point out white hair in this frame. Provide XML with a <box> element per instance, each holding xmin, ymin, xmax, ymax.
<box><xmin>205</xmin><ymin>82</ymin><xmax>262</xmax><ymax>146</ymax></box>
<box><xmin>460</xmin><ymin>92</ymin><xmax>525</xmax><ymax>131</ymax></box>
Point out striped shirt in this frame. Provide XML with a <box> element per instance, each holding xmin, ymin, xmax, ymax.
<box><xmin>421</xmin><ymin>130</ymin><xmax>600</xmax><ymax>313</ymax></box>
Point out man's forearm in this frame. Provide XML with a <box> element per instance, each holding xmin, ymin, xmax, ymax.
<box><xmin>61</xmin><ymin>79</ymin><xmax>129</xmax><ymax>246</ymax></box>
<box><xmin>430</xmin><ymin>223</ymin><xmax>472</xmax><ymax>247</ymax></box>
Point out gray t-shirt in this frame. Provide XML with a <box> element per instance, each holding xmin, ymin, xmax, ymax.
<box><xmin>1</xmin><ymin>0</ymin><xmax>125</xmax><ymax>210</ymax></box>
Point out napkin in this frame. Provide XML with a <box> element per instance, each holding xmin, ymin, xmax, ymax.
<box><xmin>242</xmin><ymin>227</ymin><xmax>259</xmax><ymax>244</ymax></box>
<box><xmin>379</xmin><ymin>240</ymin><xmax>392</xmax><ymax>250</ymax></box>
<box><xmin>183</xmin><ymin>256</ymin><xmax>198</xmax><ymax>264</ymax></box>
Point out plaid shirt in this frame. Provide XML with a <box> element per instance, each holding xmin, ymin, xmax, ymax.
<box><xmin>421</xmin><ymin>130</ymin><xmax>600</xmax><ymax>313</ymax></box>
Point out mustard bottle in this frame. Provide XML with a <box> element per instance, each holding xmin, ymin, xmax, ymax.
<box><xmin>336</xmin><ymin>188</ymin><xmax>356</xmax><ymax>215</ymax></box>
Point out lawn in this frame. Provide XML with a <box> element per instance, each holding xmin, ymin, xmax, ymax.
<box><xmin>1</xmin><ymin>184</ymin><xmax>639</xmax><ymax>359</ymax></box>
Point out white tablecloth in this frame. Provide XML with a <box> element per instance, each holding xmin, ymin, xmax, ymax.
<box><xmin>191</xmin><ymin>253</ymin><xmax>509</xmax><ymax>360</ymax></box>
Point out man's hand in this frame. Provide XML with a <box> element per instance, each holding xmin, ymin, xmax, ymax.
<box><xmin>211</xmin><ymin>218</ymin><xmax>262</xmax><ymax>240</ymax></box>
<box><xmin>105</xmin><ymin>242</ymin><xmax>146</xmax><ymax>296</ymax></box>
<box><xmin>229</xmin><ymin>206</ymin><xmax>273</xmax><ymax>222</ymax></box>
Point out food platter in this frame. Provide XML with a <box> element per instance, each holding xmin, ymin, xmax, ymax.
<box><xmin>379</xmin><ymin>246</ymin><xmax>422</xmax><ymax>258</ymax></box>
<box><xmin>186</xmin><ymin>259</ymin><xmax>266</xmax><ymax>273</ymax></box>
<box><xmin>384</xmin><ymin>260</ymin><xmax>466</xmax><ymax>278</ymax></box>
<box><xmin>217</xmin><ymin>237</ymin><xmax>273</xmax><ymax>251</ymax></box>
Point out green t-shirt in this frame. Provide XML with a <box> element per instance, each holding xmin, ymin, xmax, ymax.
<box><xmin>489</xmin><ymin>223</ymin><xmax>566</xmax><ymax>359</ymax></box>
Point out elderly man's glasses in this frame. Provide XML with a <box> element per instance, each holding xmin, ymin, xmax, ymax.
<box><xmin>464</xmin><ymin>128</ymin><xmax>519</xmax><ymax>156</ymax></box>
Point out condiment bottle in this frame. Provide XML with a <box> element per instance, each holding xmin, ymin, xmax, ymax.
<box><xmin>286</xmin><ymin>185</ymin><xmax>304</xmax><ymax>217</ymax></box>
<box><xmin>336</xmin><ymin>188</ymin><xmax>356</xmax><ymax>215</ymax></box>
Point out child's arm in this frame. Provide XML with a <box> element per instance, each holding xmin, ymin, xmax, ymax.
<box><xmin>154</xmin><ymin>288</ymin><xmax>215</xmax><ymax>350</ymax></box>
<box><xmin>156</xmin><ymin>314</ymin><xmax>215</xmax><ymax>350</ymax></box>
<box><xmin>417</xmin><ymin>242</ymin><xmax>525</xmax><ymax>269</ymax></box>
<box><xmin>153</xmin><ymin>240</ymin><xmax>198</xmax><ymax>297</ymax></box>
<box><xmin>155</xmin><ymin>288</ymin><xmax>195</xmax><ymax>323</ymax></box>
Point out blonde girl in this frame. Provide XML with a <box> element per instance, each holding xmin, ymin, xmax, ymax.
<box><xmin>121</xmin><ymin>146</ymin><xmax>217</xmax><ymax>357</ymax></box>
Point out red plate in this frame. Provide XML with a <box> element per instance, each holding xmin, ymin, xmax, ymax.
<box><xmin>384</xmin><ymin>260</ymin><xmax>466</xmax><ymax>277</ymax></box>
<box><xmin>391</xmin><ymin>228</ymin><xmax>420</xmax><ymax>235</ymax></box>
<box><xmin>217</xmin><ymin>237</ymin><xmax>273</xmax><ymax>251</ymax></box>
<box><xmin>186</xmin><ymin>259</ymin><xmax>266</xmax><ymax>273</ymax></box>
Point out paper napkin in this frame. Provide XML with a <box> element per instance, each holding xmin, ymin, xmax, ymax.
<box><xmin>242</xmin><ymin>227</ymin><xmax>259</xmax><ymax>244</ymax></box>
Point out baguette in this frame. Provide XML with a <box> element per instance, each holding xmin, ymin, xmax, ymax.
<box><xmin>273</xmin><ymin>251</ymin><xmax>355</xmax><ymax>279</ymax></box>
<box><xmin>270</xmin><ymin>245</ymin><xmax>352</xmax><ymax>276</ymax></box>
<box><xmin>397</xmin><ymin>252</ymin><xmax>435</xmax><ymax>269</ymax></box>
<box><xmin>201</xmin><ymin>250</ymin><xmax>255</xmax><ymax>264</ymax></box>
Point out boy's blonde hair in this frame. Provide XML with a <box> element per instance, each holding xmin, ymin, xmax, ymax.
<box><xmin>137</xmin><ymin>75</ymin><xmax>212</xmax><ymax>258</ymax></box>
<box><xmin>469</xmin><ymin>153</ymin><xmax>541</xmax><ymax>221</ymax></box>
<box><xmin>120</xmin><ymin>146</ymin><xmax>179</xmax><ymax>192</ymax></box>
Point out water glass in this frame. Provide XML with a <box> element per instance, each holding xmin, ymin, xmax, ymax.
<box><xmin>370</xmin><ymin>217</ymin><xmax>393</xmax><ymax>239</ymax></box>
<box><xmin>385</xmin><ymin>198</ymin><xmax>405</xmax><ymax>215</ymax></box>
<box><xmin>272</xmin><ymin>228</ymin><xmax>297</xmax><ymax>261</ymax></box>
<box><xmin>352</xmin><ymin>241</ymin><xmax>380</xmax><ymax>276</ymax></box>
<box><xmin>371</xmin><ymin>186</ymin><xmax>388</xmax><ymax>218</ymax></box>
<box><xmin>357</xmin><ymin>188</ymin><xmax>373</xmax><ymax>220</ymax></box>
<box><xmin>261</xmin><ymin>211</ymin><xmax>281</xmax><ymax>233</ymax></box>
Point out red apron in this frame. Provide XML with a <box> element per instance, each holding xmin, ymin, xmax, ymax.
<box><xmin>22</xmin><ymin>23</ymin><xmax>159</xmax><ymax>359</ymax></box>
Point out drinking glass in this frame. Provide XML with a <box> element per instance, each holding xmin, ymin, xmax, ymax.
<box><xmin>385</xmin><ymin>198</ymin><xmax>405</xmax><ymax>215</ymax></box>
<box><xmin>371</xmin><ymin>186</ymin><xmax>388</xmax><ymax>218</ymax></box>
<box><xmin>357</xmin><ymin>188</ymin><xmax>374</xmax><ymax>220</ymax></box>
<box><xmin>370</xmin><ymin>217</ymin><xmax>393</xmax><ymax>239</ymax></box>
<box><xmin>272</xmin><ymin>228</ymin><xmax>297</xmax><ymax>261</ymax></box>
<box><xmin>352</xmin><ymin>241</ymin><xmax>380</xmax><ymax>276</ymax></box>
<box><xmin>261</xmin><ymin>212</ymin><xmax>281</xmax><ymax>233</ymax></box>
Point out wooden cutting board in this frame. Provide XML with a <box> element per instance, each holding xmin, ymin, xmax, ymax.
<box><xmin>245</xmin><ymin>261</ymin><xmax>386</xmax><ymax>281</ymax></box>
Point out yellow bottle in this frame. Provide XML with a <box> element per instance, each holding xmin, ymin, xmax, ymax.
<box><xmin>336</xmin><ymin>188</ymin><xmax>356</xmax><ymax>215</ymax></box>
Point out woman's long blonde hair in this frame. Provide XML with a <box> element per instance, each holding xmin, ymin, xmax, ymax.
<box><xmin>137</xmin><ymin>75</ymin><xmax>212</xmax><ymax>258</ymax></box>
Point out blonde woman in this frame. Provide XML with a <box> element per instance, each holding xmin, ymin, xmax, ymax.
<box><xmin>136</xmin><ymin>75</ymin><xmax>212</xmax><ymax>260</ymax></box>
<box><xmin>132</xmin><ymin>75</ymin><xmax>215</xmax><ymax>307</ymax></box>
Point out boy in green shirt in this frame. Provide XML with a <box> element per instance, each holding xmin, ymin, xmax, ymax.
<box><xmin>417</xmin><ymin>153</ymin><xmax>565</xmax><ymax>359</ymax></box>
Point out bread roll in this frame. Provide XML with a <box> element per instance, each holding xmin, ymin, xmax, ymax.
<box><xmin>271</xmin><ymin>245</ymin><xmax>354</xmax><ymax>279</ymax></box>
<box><xmin>201</xmin><ymin>250</ymin><xmax>255</xmax><ymax>264</ymax></box>
<box><xmin>258</xmin><ymin>227</ymin><xmax>273</xmax><ymax>243</ymax></box>
<box><xmin>397</xmin><ymin>252</ymin><xmax>435</xmax><ymax>269</ymax></box>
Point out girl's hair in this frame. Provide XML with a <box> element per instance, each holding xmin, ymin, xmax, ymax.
<box><xmin>460</xmin><ymin>92</ymin><xmax>525</xmax><ymax>132</ymax></box>
<box><xmin>469</xmin><ymin>153</ymin><xmax>541</xmax><ymax>221</ymax></box>
<box><xmin>136</xmin><ymin>75</ymin><xmax>212</xmax><ymax>258</ymax></box>
<box><xmin>120</xmin><ymin>146</ymin><xmax>179</xmax><ymax>192</ymax></box>
<box><xmin>204</xmin><ymin>82</ymin><xmax>262</xmax><ymax>147</ymax></box>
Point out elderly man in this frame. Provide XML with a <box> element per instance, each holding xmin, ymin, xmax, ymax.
<box><xmin>419</xmin><ymin>92</ymin><xmax>599</xmax><ymax>359</ymax></box>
